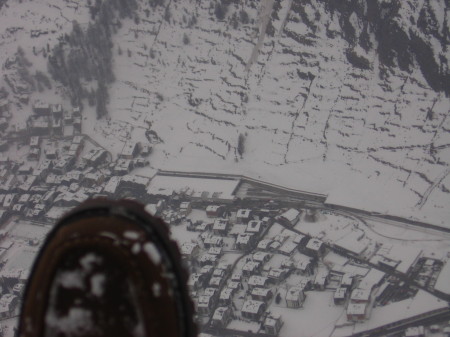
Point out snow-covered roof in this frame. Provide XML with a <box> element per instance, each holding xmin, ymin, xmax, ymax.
<box><xmin>350</xmin><ymin>288</ymin><xmax>371</xmax><ymax>302</ymax></box>
<box><xmin>347</xmin><ymin>303</ymin><xmax>367</xmax><ymax>315</ymax></box>
<box><xmin>241</xmin><ymin>300</ymin><xmax>264</xmax><ymax>314</ymax></box>
<box><xmin>212</xmin><ymin>306</ymin><xmax>230</xmax><ymax>321</ymax></box>
<box><xmin>146</xmin><ymin>175</ymin><xmax>238</xmax><ymax>200</ymax></box>
<box><xmin>236</xmin><ymin>209</ymin><xmax>252</xmax><ymax>218</ymax></box>
<box><xmin>286</xmin><ymin>286</ymin><xmax>303</xmax><ymax>301</ymax></box>
<box><xmin>434</xmin><ymin>260</ymin><xmax>450</xmax><ymax>295</ymax></box>
<box><xmin>248</xmin><ymin>275</ymin><xmax>268</xmax><ymax>287</ymax></box>
<box><xmin>306</xmin><ymin>238</ymin><xmax>323</xmax><ymax>251</ymax></box>
<box><xmin>180</xmin><ymin>243</ymin><xmax>198</xmax><ymax>255</ymax></box>
<box><xmin>280</xmin><ymin>208</ymin><xmax>300</xmax><ymax>223</ymax></box>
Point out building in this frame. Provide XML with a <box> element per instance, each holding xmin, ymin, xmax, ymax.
<box><xmin>211</xmin><ymin>306</ymin><xmax>232</xmax><ymax>328</ymax></box>
<box><xmin>120</xmin><ymin>141</ymin><xmax>140</xmax><ymax>159</ymax></box>
<box><xmin>242</xmin><ymin>261</ymin><xmax>262</xmax><ymax>276</ymax></box>
<box><xmin>219</xmin><ymin>287</ymin><xmax>234</xmax><ymax>306</ymax></box>
<box><xmin>279</xmin><ymin>208</ymin><xmax>301</xmax><ymax>226</ymax></box>
<box><xmin>0</xmin><ymin>294</ymin><xmax>17</xmax><ymax>319</ymax></box>
<box><xmin>212</xmin><ymin>218</ymin><xmax>230</xmax><ymax>235</ymax></box>
<box><xmin>179</xmin><ymin>201</ymin><xmax>192</xmax><ymax>216</ymax></box>
<box><xmin>33</xmin><ymin>101</ymin><xmax>50</xmax><ymax>115</ymax></box>
<box><xmin>350</xmin><ymin>288</ymin><xmax>371</xmax><ymax>303</ymax></box>
<box><xmin>236</xmin><ymin>209</ymin><xmax>252</xmax><ymax>224</ymax></box>
<box><xmin>285</xmin><ymin>286</ymin><xmax>305</xmax><ymax>308</ymax></box>
<box><xmin>197</xmin><ymin>295</ymin><xmax>215</xmax><ymax>315</ymax></box>
<box><xmin>206</xmin><ymin>205</ymin><xmax>224</xmax><ymax>218</ymax></box>
<box><xmin>251</xmin><ymin>288</ymin><xmax>273</xmax><ymax>303</ymax></box>
<box><xmin>241</xmin><ymin>300</ymin><xmax>265</xmax><ymax>321</ymax></box>
<box><xmin>346</xmin><ymin>302</ymin><xmax>368</xmax><ymax>322</ymax></box>
<box><xmin>235</xmin><ymin>233</ymin><xmax>256</xmax><ymax>251</ymax></box>
<box><xmin>248</xmin><ymin>275</ymin><xmax>270</xmax><ymax>289</ymax></box>
<box><xmin>263</xmin><ymin>314</ymin><xmax>283</xmax><ymax>336</ymax></box>
<box><xmin>246</xmin><ymin>220</ymin><xmax>264</xmax><ymax>236</ymax></box>
<box><xmin>305</xmin><ymin>238</ymin><xmax>325</xmax><ymax>257</ymax></box>
<box><xmin>334</xmin><ymin>287</ymin><xmax>347</xmax><ymax>305</ymax></box>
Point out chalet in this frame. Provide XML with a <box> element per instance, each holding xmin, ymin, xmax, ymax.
<box><xmin>242</xmin><ymin>261</ymin><xmax>261</xmax><ymax>276</ymax></box>
<box><xmin>293</xmin><ymin>233</ymin><xmax>309</xmax><ymax>249</ymax></box>
<box><xmin>346</xmin><ymin>303</ymin><xmax>368</xmax><ymax>322</ymax></box>
<box><xmin>263</xmin><ymin>314</ymin><xmax>283</xmax><ymax>336</ymax></box>
<box><xmin>73</xmin><ymin>106</ymin><xmax>81</xmax><ymax>117</ymax></box>
<box><xmin>295</xmin><ymin>254</ymin><xmax>313</xmax><ymax>276</ymax></box>
<box><xmin>30</xmin><ymin>116</ymin><xmax>50</xmax><ymax>135</ymax></box>
<box><xmin>179</xmin><ymin>201</ymin><xmax>192</xmax><ymax>216</ymax></box>
<box><xmin>246</xmin><ymin>220</ymin><xmax>264</xmax><ymax>236</ymax></box>
<box><xmin>350</xmin><ymin>288</ymin><xmax>371</xmax><ymax>303</ymax></box>
<box><xmin>278</xmin><ymin>240</ymin><xmax>298</xmax><ymax>256</ymax></box>
<box><xmin>212</xmin><ymin>269</ymin><xmax>225</xmax><ymax>278</ymax></box>
<box><xmin>187</xmin><ymin>273</ymin><xmax>204</xmax><ymax>291</ymax></box>
<box><xmin>33</xmin><ymin>101</ymin><xmax>50</xmax><ymax>115</ymax></box>
<box><xmin>18</xmin><ymin>164</ymin><xmax>33</xmax><ymax>175</ymax></box>
<box><xmin>68</xmin><ymin>143</ymin><xmax>83</xmax><ymax>157</ymax></box>
<box><xmin>52</xmin><ymin>118</ymin><xmax>63</xmax><ymax>135</ymax></box>
<box><xmin>236</xmin><ymin>209</ymin><xmax>252</xmax><ymax>224</ymax></box>
<box><xmin>3</xmin><ymin>194</ymin><xmax>17</xmax><ymax>208</ymax></box>
<box><xmin>228</xmin><ymin>281</ymin><xmax>241</xmax><ymax>291</ymax></box>
<box><xmin>209</xmin><ymin>276</ymin><xmax>224</xmax><ymax>288</ymax></box>
<box><xmin>211</xmin><ymin>306</ymin><xmax>232</xmax><ymax>328</ymax></box>
<box><xmin>28</xmin><ymin>148</ymin><xmax>40</xmax><ymax>160</ymax></box>
<box><xmin>228</xmin><ymin>224</ymin><xmax>247</xmax><ymax>237</ymax></box>
<box><xmin>203</xmin><ymin>236</ymin><xmax>223</xmax><ymax>248</ymax></box>
<box><xmin>279</xmin><ymin>208</ymin><xmax>301</xmax><ymax>227</ymax></box>
<box><xmin>200</xmin><ymin>265</ymin><xmax>214</xmax><ymax>278</ymax></box>
<box><xmin>231</xmin><ymin>272</ymin><xmax>242</xmax><ymax>282</ymax></box>
<box><xmin>285</xmin><ymin>286</ymin><xmax>305</xmax><ymax>308</ymax></box>
<box><xmin>51</xmin><ymin>104</ymin><xmax>63</xmax><ymax>117</ymax></box>
<box><xmin>314</xmin><ymin>270</ymin><xmax>329</xmax><ymax>290</ymax></box>
<box><xmin>206</xmin><ymin>205</ymin><xmax>224</xmax><ymax>218</ymax></box>
<box><xmin>257</xmin><ymin>239</ymin><xmax>273</xmax><ymax>251</ymax></box>
<box><xmin>334</xmin><ymin>287</ymin><xmax>347</xmax><ymax>305</ymax></box>
<box><xmin>212</xmin><ymin>218</ymin><xmax>229</xmax><ymax>235</ymax></box>
<box><xmin>29</xmin><ymin>136</ymin><xmax>40</xmax><ymax>148</ymax></box>
<box><xmin>208</xmin><ymin>247</ymin><xmax>222</xmax><ymax>256</ymax></box>
<box><xmin>84</xmin><ymin>148</ymin><xmax>108</xmax><ymax>166</ymax></box>
<box><xmin>248</xmin><ymin>275</ymin><xmax>270</xmax><ymax>289</ymax></box>
<box><xmin>197</xmin><ymin>295</ymin><xmax>215</xmax><ymax>315</ymax></box>
<box><xmin>241</xmin><ymin>300</ymin><xmax>265</xmax><ymax>321</ymax></box>
<box><xmin>340</xmin><ymin>273</ymin><xmax>354</xmax><ymax>289</ymax></box>
<box><xmin>44</xmin><ymin>146</ymin><xmax>57</xmax><ymax>159</ymax></box>
<box><xmin>64</xmin><ymin>110</ymin><xmax>73</xmax><ymax>124</ymax></box>
<box><xmin>120</xmin><ymin>141</ymin><xmax>140</xmax><ymax>159</ymax></box>
<box><xmin>253</xmin><ymin>251</ymin><xmax>271</xmax><ymax>264</ymax></box>
<box><xmin>103</xmin><ymin>176</ymin><xmax>121</xmax><ymax>195</ymax></box>
<box><xmin>181</xmin><ymin>243</ymin><xmax>200</xmax><ymax>261</ymax></box>
<box><xmin>219</xmin><ymin>287</ymin><xmax>234</xmax><ymax>306</ymax></box>
<box><xmin>305</xmin><ymin>238</ymin><xmax>325</xmax><ymax>257</ymax></box>
<box><xmin>53</xmin><ymin>156</ymin><xmax>75</xmax><ymax>174</ymax></box>
<box><xmin>83</xmin><ymin>172</ymin><xmax>105</xmax><ymax>186</ymax></box>
<box><xmin>0</xmin><ymin>294</ymin><xmax>18</xmax><ymax>319</ymax></box>
<box><xmin>140</xmin><ymin>144</ymin><xmax>152</xmax><ymax>157</ymax></box>
<box><xmin>204</xmin><ymin>288</ymin><xmax>218</xmax><ymax>299</ymax></box>
<box><xmin>268</xmin><ymin>268</ymin><xmax>289</xmax><ymax>283</ymax></box>
<box><xmin>198</xmin><ymin>253</ymin><xmax>218</xmax><ymax>266</ymax></box>
<box><xmin>113</xmin><ymin>159</ymin><xmax>133</xmax><ymax>176</ymax></box>
<box><xmin>235</xmin><ymin>233</ymin><xmax>255</xmax><ymax>251</ymax></box>
<box><xmin>251</xmin><ymin>288</ymin><xmax>273</xmax><ymax>303</ymax></box>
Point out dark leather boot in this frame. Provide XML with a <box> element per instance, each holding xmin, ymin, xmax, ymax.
<box><xmin>18</xmin><ymin>199</ymin><xmax>197</xmax><ymax>337</ymax></box>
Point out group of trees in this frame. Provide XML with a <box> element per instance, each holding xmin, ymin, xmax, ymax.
<box><xmin>47</xmin><ymin>0</ymin><xmax>137</xmax><ymax>118</ymax></box>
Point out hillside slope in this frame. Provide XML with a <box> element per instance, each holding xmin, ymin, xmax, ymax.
<box><xmin>1</xmin><ymin>0</ymin><xmax>449</xmax><ymax>226</ymax></box>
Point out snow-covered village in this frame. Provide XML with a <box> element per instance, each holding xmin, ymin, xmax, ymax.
<box><xmin>0</xmin><ymin>0</ymin><xmax>449</xmax><ymax>336</ymax></box>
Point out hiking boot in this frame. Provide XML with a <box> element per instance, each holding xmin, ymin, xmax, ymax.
<box><xmin>19</xmin><ymin>199</ymin><xmax>197</xmax><ymax>337</ymax></box>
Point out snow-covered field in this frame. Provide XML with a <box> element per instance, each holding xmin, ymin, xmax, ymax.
<box><xmin>1</xmin><ymin>0</ymin><xmax>449</xmax><ymax>227</ymax></box>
